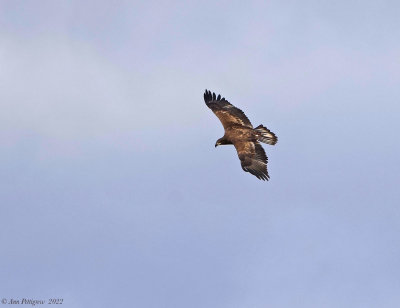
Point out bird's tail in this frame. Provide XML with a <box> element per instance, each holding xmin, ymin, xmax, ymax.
<box><xmin>254</xmin><ymin>125</ymin><xmax>277</xmax><ymax>145</ymax></box>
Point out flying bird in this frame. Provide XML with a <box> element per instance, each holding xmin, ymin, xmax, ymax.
<box><xmin>204</xmin><ymin>90</ymin><xmax>277</xmax><ymax>180</ymax></box>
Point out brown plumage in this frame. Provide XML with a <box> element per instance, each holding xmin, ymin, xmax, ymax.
<box><xmin>204</xmin><ymin>90</ymin><xmax>277</xmax><ymax>181</ymax></box>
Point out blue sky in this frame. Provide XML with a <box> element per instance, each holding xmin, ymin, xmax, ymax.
<box><xmin>1</xmin><ymin>1</ymin><xmax>399</xmax><ymax>307</ymax></box>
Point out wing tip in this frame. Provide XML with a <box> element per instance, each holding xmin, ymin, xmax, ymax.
<box><xmin>204</xmin><ymin>89</ymin><xmax>224</xmax><ymax>103</ymax></box>
<box><xmin>242</xmin><ymin>166</ymin><xmax>270</xmax><ymax>181</ymax></box>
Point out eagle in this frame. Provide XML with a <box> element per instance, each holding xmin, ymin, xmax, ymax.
<box><xmin>204</xmin><ymin>90</ymin><xmax>277</xmax><ymax>180</ymax></box>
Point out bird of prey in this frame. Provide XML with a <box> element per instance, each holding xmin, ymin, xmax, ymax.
<box><xmin>204</xmin><ymin>90</ymin><xmax>277</xmax><ymax>180</ymax></box>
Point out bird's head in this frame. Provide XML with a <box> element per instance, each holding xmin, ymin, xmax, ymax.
<box><xmin>215</xmin><ymin>137</ymin><xmax>227</xmax><ymax>147</ymax></box>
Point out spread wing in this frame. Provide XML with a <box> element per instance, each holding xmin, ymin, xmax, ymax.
<box><xmin>234</xmin><ymin>141</ymin><xmax>269</xmax><ymax>180</ymax></box>
<box><xmin>204</xmin><ymin>90</ymin><xmax>253</xmax><ymax>129</ymax></box>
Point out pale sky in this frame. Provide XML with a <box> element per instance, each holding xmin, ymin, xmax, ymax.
<box><xmin>1</xmin><ymin>1</ymin><xmax>400</xmax><ymax>307</ymax></box>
